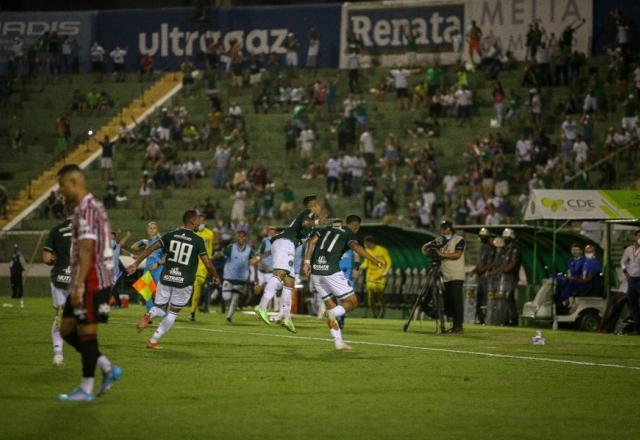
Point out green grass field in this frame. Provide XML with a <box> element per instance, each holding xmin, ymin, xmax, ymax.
<box><xmin>1</xmin><ymin>297</ymin><xmax>639</xmax><ymax>440</ymax></box>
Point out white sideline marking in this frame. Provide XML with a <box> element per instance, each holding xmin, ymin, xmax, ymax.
<box><xmin>112</xmin><ymin>319</ymin><xmax>640</xmax><ymax>372</ymax></box>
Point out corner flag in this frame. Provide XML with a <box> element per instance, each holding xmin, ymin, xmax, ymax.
<box><xmin>132</xmin><ymin>271</ymin><xmax>157</xmax><ymax>301</ymax></box>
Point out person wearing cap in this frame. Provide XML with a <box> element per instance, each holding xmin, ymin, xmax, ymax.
<box><xmin>497</xmin><ymin>228</ymin><xmax>522</xmax><ymax>325</ymax></box>
<box><xmin>621</xmin><ymin>230</ymin><xmax>640</xmax><ymax>335</ymax></box>
<box><xmin>218</xmin><ymin>226</ymin><xmax>256</xmax><ymax>323</ymax></box>
<box><xmin>433</xmin><ymin>220</ymin><xmax>466</xmax><ymax>333</ymax></box>
<box><xmin>189</xmin><ymin>213</ymin><xmax>216</xmax><ymax>321</ymax></box>
<box><xmin>468</xmin><ymin>227</ymin><xmax>494</xmax><ymax>324</ymax></box>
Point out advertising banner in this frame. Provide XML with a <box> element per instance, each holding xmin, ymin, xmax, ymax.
<box><xmin>524</xmin><ymin>190</ymin><xmax>640</xmax><ymax>220</ymax></box>
<box><xmin>96</xmin><ymin>4</ymin><xmax>341</xmax><ymax>72</ymax></box>
<box><xmin>0</xmin><ymin>10</ymin><xmax>96</xmax><ymax>74</ymax></box>
<box><xmin>340</xmin><ymin>0</ymin><xmax>593</xmax><ymax>67</ymax></box>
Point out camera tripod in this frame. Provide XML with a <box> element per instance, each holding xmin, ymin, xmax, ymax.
<box><xmin>403</xmin><ymin>262</ymin><xmax>446</xmax><ymax>334</ymax></box>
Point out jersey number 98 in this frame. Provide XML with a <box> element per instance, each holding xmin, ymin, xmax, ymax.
<box><xmin>168</xmin><ymin>241</ymin><xmax>193</xmax><ymax>265</ymax></box>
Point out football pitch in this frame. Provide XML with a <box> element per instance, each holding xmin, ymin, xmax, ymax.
<box><xmin>1</xmin><ymin>298</ymin><xmax>640</xmax><ymax>440</ymax></box>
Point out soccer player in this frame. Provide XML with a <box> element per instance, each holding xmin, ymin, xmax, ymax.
<box><xmin>131</xmin><ymin>221</ymin><xmax>164</xmax><ymax>310</ymax></box>
<box><xmin>254</xmin><ymin>195</ymin><xmax>324</xmax><ymax>333</ymax></box>
<box><xmin>304</xmin><ymin>215</ymin><xmax>384</xmax><ymax>350</ymax></box>
<box><xmin>189</xmin><ymin>213</ymin><xmax>216</xmax><ymax>321</ymax></box>
<box><xmin>360</xmin><ymin>236</ymin><xmax>392</xmax><ymax>318</ymax></box>
<box><xmin>42</xmin><ymin>205</ymin><xmax>73</xmax><ymax>366</ymax></box>
<box><xmin>55</xmin><ymin>164</ymin><xmax>121</xmax><ymax>402</ymax></box>
<box><xmin>255</xmin><ymin>226</ymin><xmax>277</xmax><ymax>298</ymax></box>
<box><xmin>220</xmin><ymin>225</ymin><xmax>256</xmax><ymax>323</ymax></box>
<box><xmin>128</xmin><ymin>210</ymin><xmax>220</xmax><ymax>349</ymax></box>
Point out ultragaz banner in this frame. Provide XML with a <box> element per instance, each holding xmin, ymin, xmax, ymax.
<box><xmin>339</xmin><ymin>0</ymin><xmax>593</xmax><ymax>67</ymax></box>
<box><xmin>96</xmin><ymin>5</ymin><xmax>341</xmax><ymax>72</ymax></box>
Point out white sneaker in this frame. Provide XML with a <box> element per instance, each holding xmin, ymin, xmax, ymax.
<box><xmin>53</xmin><ymin>353</ymin><xmax>64</xmax><ymax>366</ymax></box>
<box><xmin>335</xmin><ymin>340</ymin><xmax>352</xmax><ymax>351</ymax></box>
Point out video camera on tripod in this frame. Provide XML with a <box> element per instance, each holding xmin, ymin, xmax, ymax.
<box><xmin>403</xmin><ymin>236</ymin><xmax>447</xmax><ymax>333</ymax></box>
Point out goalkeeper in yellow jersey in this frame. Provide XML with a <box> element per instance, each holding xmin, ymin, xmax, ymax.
<box><xmin>188</xmin><ymin>212</ymin><xmax>216</xmax><ymax>321</ymax></box>
<box><xmin>360</xmin><ymin>236</ymin><xmax>392</xmax><ymax>318</ymax></box>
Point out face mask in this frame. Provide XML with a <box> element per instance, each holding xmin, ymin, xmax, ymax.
<box><xmin>443</xmin><ymin>234</ymin><xmax>452</xmax><ymax>240</ymax></box>
<box><xmin>571</xmin><ymin>251</ymin><xmax>581</xmax><ymax>258</ymax></box>
<box><xmin>585</xmin><ymin>253</ymin><xmax>595</xmax><ymax>260</ymax></box>
<box><xmin>198</xmin><ymin>224</ymin><xmax>205</xmax><ymax>232</ymax></box>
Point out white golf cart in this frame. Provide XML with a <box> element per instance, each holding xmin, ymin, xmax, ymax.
<box><xmin>520</xmin><ymin>189</ymin><xmax>640</xmax><ymax>331</ymax></box>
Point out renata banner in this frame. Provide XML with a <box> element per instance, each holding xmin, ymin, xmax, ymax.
<box><xmin>339</xmin><ymin>0</ymin><xmax>593</xmax><ymax>67</ymax></box>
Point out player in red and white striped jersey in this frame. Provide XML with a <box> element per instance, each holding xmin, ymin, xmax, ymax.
<box><xmin>56</xmin><ymin>164</ymin><xmax>122</xmax><ymax>402</ymax></box>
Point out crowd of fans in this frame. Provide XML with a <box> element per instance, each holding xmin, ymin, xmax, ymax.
<box><xmin>1</xmin><ymin>11</ymin><xmax>639</xmax><ymax>234</ymax></box>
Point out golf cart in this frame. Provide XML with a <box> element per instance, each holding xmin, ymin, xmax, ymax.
<box><xmin>521</xmin><ymin>189</ymin><xmax>640</xmax><ymax>331</ymax></box>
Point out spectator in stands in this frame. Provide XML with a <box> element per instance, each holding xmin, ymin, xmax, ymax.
<box><xmin>139</xmin><ymin>171</ymin><xmax>154</xmax><ymax>220</ymax></box>
<box><xmin>103</xmin><ymin>179</ymin><xmax>118</xmax><ymax>209</ymax></box>
<box><xmin>110</xmin><ymin>46</ymin><xmax>127</xmax><ymax>82</ymax></box>
<box><xmin>285</xmin><ymin>33</ymin><xmax>300</xmax><ymax>70</ymax></box>
<box><xmin>181</xmin><ymin>57</ymin><xmax>195</xmax><ymax>96</ymax></box>
<box><xmin>90</xmin><ymin>41</ymin><xmax>106</xmax><ymax>82</ymax></box>
<box><xmin>298</xmin><ymin>125</ymin><xmax>315</xmax><ymax>171</ymax></box>
<box><xmin>279</xmin><ymin>183</ymin><xmax>295</xmax><ymax>219</ymax></box>
<box><xmin>467</xmin><ymin>21</ymin><xmax>482</xmax><ymax>64</ymax></box>
<box><xmin>572</xmin><ymin>134</ymin><xmax>589</xmax><ymax>169</ymax></box>
<box><xmin>389</xmin><ymin>66</ymin><xmax>412</xmax><ymax>111</ymax></box>
<box><xmin>363</xmin><ymin>171</ymin><xmax>377</xmax><ymax>218</ymax></box>
<box><xmin>454</xmin><ymin>85</ymin><xmax>473</xmax><ymax>126</ymax></box>
<box><xmin>213</xmin><ymin>141</ymin><xmax>231</xmax><ymax>188</ymax></box>
<box><xmin>0</xmin><ymin>184</ymin><xmax>7</xmax><ymax>219</ymax></box>
<box><xmin>346</xmin><ymin>50</ymin><xmax>361</xmax><ymax>94</ymax></box>
<box><xmin>8</xmin><ymin>37</ymin><xmax>25</xmax><ymax>77</ymax></box>
<box><xmin>621</xmin><ymin>230</ymin><xmax>640</xmax><ymax>335</ymax></box>
<box><xmin>61</xmin><ymin>37</ymin><xmax>77</xmax><ymax>74</ymax></box>
<box><xmin>307</xmin><ymin>27</ymin><xmax>320</xmax><ymax>75</ymax></box>
<box><xmin>492</xmin><ymin>80</ymin><xmax>506</xmax><ymax>127</ymax></box>
<box><xmin>139</xmin><ymin>53</ymin><xmax>154</xmax><ymax>82</ymax></box>
<box><xmin>325</xmin><ymin>155</ymin><xmax>341</xmax><ymax>198</ymax></box>
<box><xmin>100</xmin><ymin>135</ymin><xmax>114</xmax><ymax>181</ymax></box>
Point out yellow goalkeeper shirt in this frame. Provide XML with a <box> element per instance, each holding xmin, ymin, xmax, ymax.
<box><xmin>360</xmin><ymin>245</ymin><xmax>392</xmax><ymax>285</ymax></box>
<box><xmin>196</xmin><ymin>227</ymin><xmax>216</xmax><ymax>277</ymax></box>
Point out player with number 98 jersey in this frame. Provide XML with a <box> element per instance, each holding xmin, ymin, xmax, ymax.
<box><xmin>158</xmin><ymin>228</ymin><xmax>207</xmax><ymax>289</ymax></box>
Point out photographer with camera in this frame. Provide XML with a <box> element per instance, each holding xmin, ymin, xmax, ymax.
<box><xmin>424</xmin><ymin>220</ymin><xmax>466</xmax><ymax>334</ymax></box>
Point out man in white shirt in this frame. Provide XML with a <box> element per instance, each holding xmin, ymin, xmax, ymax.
<box><xmin>466</xmin><ymin>193</ymin><xmax>486</xmax><ymax>224</ymax></box>
<box><xmin>347</xmin><ymin>52</ymin><xmax>360</xmax><ymax>93</ymax></box>
<box><xmin>572</xmin><ymin>135</ymin><xmax>589</xmax><ymax>168</ymax></box>
<box><xmin>442</xmin><ymin>170</ymin><xmax>458</xmax><ymax>206</ymax></box>
<box><xmin>298</xmin><ymin>127</ymin><xmax>315</xmax><ymax>169</ymax></box>
<box><xmin>516</xmin><ymin>135</ymin><xmax>533</xmax><ymax>176</ymax></box>
<box><xmin>621</xmin><ymin>229</ymin><xmax>640</xmax><ymax>335</ymax></box>
<box><xmin>90</xmin><ymin>41</ymin><xmax>106</xmax><ymax>81</ymax></box>
<box><xmin>454</xmin><ymin>85</ymin><xmax>472</xmax><ymax>126</ymax></box>
<box><xmin>349</xmin><ymin>153</ymin><xmax>367</xmax><ymax>196</ymax></box>
<box><xmin>389</xmin><ymin>68</ymin><xmax>411</xmax><ymax>110</ymax></box>
<box><xmin>359</xmin><ymin>128</ymin><xmax>375</xmax><ymax>166</ymax></box>
<box><xmin>325</xmin><ymin>156</ymin><xmax>341</xmax><ymax>198</ymax></box>
<box><xmin>340</xmin><ymin>153</ymin><xmax>355</xmax><ymax>196</ymax></box>
<box><xmin>535</xmin><ymin>42</ymin><xmax>551</xmax><ymax>86</ymax></box>
<box><xmin>561</xmin><ymin>115</ymin><xmax>577</xmax><ymax>142</ymax></box>
<box><xmin>110</xmin><ymin>46</ymin><xmax>127</xmax><ymax>82</ymax></box>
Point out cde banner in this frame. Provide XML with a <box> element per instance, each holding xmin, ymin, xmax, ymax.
<box><xmin>96</xmin><ymin>5</ymin><xmax>341</xmax><ymax>72</ymax></box>
<box><xmin>339</xmin><ymin>0</ymin><xmax>593</xmax><ymax>68</ymax></box>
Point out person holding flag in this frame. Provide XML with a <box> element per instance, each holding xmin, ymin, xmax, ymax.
<box><xmin>131</xmin><ymin>222</ymin><xmax>163</xmax><ymax>309</ymax></box>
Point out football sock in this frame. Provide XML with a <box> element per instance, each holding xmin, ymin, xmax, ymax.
<box><xmin>227</xmin><ymin>294</ymin><xmax>239</xmax><ymax>319</ymax></box>
<box><xmin>259</xmin><ymin>276</ymin><xmax>282</xmax><ymax>309</ymax></box>
<box><xmin>97</xmin><ymin>353</ymin><xmax>112</xmax><ymax>373</ymax></box>
<box><xmin>80</xmin><ymin>334</ymin><xmax>99</xmax><ymax>392</ymax></box>
<box><xmin>52</xmin><ymin>319</ymin><xmax>64</xmax><ymax>355</ymax></box>
<box><xmin>329</xmin><ymin>326</ymin><xmax>343</xmax><ymax>343</ymax></box>
<box><xmin>62</xmin><ymin>330</ymin><xmax>81</xmax><ymax>353</ymax></box>
<box><xmin>81</xmin><ymin>377</ymin><xmax>95</xmax><ymax>395</ymax></box>
<box><xmin>330</xmin><ymin>305</ymin><xmax>346</xmax><ymax>319</ymax></box>
<box><xmin>151</xmin><ymin>311</ymin><xmax>177</xmax><ymax>342</ymax></box>
<box><xmin>145</xmin><ymin>298</ymin><xmax>154</xmax><ymax>311</ymax></box>
<box><xmin>148</xmin><ymin>306</ymin><xmax>165</xmax><ymax>319</ymax></box>
<box><xmin>281</xmin><ymin>287</ymin><xmax>292</xmax><ymax>319</ymax></box>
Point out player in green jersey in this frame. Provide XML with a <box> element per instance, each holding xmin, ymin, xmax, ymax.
<box><xmin>254</xmin><ymin>195</ymin><xmax>324</xmax><ymax>333</ymax></box>
<box><xmin>304</xmin><ymin>215</ymin><xmax>384</xmax><ymax>350</ymax></box>
<box><xmin>127</xmin><ymin>210</ymin><xmax>220</xmax><ymax>349</ymax></box>
<box><xmin>42</xmin><ymin>207</ymin><xmax>73</xmax><ymax>366</ymax></box>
